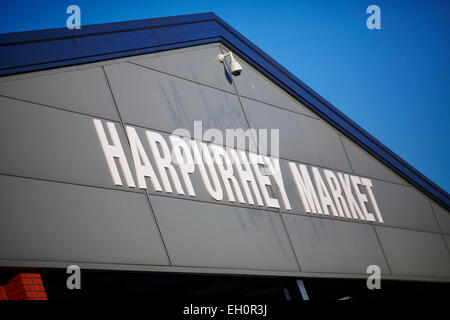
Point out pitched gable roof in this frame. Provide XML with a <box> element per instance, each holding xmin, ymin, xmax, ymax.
<box><xmin>0</xmin><ymin>12</ymin><xmax>448</xmax><ymax>210</ymax></box>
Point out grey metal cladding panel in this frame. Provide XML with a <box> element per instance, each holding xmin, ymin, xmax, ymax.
<box><xmin>341</xmin><ymin>136</ymin><xmax>407</xmax><ymax>185</ymax></box>
<box><xmin>276</xmin><ymin>159</ymin><xmax>318</xmax><ymax>215</ymax></box>
<box><xmin>0</xmin><ymin>65</ymin><xmax>80</xmax><ymax>83</ymax></box>
<box><xmin>0</xmin><ymin>175</ymin><xmax>169</xmax><ymax>265</ymax></box>
<box><xmin>149</xmin><ymin>195</ymin><xmax>299</xmax><ymax>271</ymax></box>
<box><xmin>0</xmin><ymin>97</ymin><xmax>134</xmax><ymax>189</ymax></box>
<box><xmin>0</xmin><ymin>67</ymin><xmax>118</xmax><ymax>120</ymax></box>
<box><xmin>104</xmin><ymin>62</ymin><xmax>249</xmax><ymax>135</ymax></box>
<box><xmin>431</xmin><ymin>201</ymin><xmax>450</xmax><ymax>235</ymax></box>
<box><xmin>228</xmin><ymin>53</ymin><xmax>317</xmax><ymax>118</ymax></box>
<box><xmin>282</xmin><ymin>214</ymin><xmax>390</xmax><ymax>274</ymax></box>
<box><xmin>371</xmin><ymin>179</ymin><xmax>439</xmax><ymax>232</ymax></box>
<box><xmin>124</xmin><ymin>103</ymin><xmax>257</xmax><ymax>152</ymax></box>
<box><xmin>132</xmin><ymin>45</ymin><xmax>236</xmax><ymax>93</ymax></box>
<box><xmin>446</xmin><ymin>235</ymin><xmax>450</xmax><ymax>251</ymax></box>
<box><xmin>132</xmin><ymin>127</ymin><xmax>221</xmax><ymax>202</ymax></box>
<box><xmin>241</xmin><ymin>97</ymin><xmax>352</xmax><ymax>172</ymax></box>
<box><xmin>147</xmin><ymin>163</ymin><xmax>278</xmax><ymax>213</ymax></box>
<box><xmin>129</xmin><ymin>127</ymin><xmax>270</xmax><ymax>207</ymax></box>
<box><xmin>275</xmin><ymin>144</ymin><xmax>438</xmax><ymax>233</ymax></box>
<box><xmin>275</xmin><ymin>159</ymin><xmax>360</xmax><ymax>217</ymax></box>
<box><xmin>375</xmin><ymin>226</ymin><xmax>450</xmax><ymax>278</ymax></box>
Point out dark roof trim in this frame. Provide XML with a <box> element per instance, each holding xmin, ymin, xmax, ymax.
<box><xmin>1</xmin><ymin>12</ymin><xmax>448</xmax><ymax>210</ymax></box>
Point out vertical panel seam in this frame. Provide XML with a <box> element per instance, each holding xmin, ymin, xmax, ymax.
<box><xmin>372</xmin><ymin>225</ymin><xmax>393</xmax><ymax>275</ymax></box>
<box><xmin>279</xmin><ymin>214</ymin><xmax>304</xmax><ymax>272</ymax></box>
<box><xmin>219</xmin><ymin>45</ymin><xmax>303</xmax><ymax>272</ymax></box>
<box><xmin>338</xmin><ymin>134</ymin><xmax>354</xmax><ymax>173</ymax></box>
<box><xmin>428</xmin><ymin>199</ymin><xmax>450</xmax><ymax>257</ymax></box>
<box><xmin>219</xmin><ymin>45</ymin><xmax>258</xmax><ymax>150</ymax></box>
<box><xmin>101</xmin><ymin>65</ymin><xmax>173</xmax><ymax>266</ymax></box>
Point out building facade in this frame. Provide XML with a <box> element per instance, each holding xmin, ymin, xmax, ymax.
<box><xmin>0</xmin><ymin>13</ymin><xmax>449</xmax><ymax>300</ymax></box>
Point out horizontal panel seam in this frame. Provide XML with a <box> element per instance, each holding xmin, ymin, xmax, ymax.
<box><xmin>127</xmin><ymin>61</ymin><xmax>236</xmax><ymax>95</ymax></box>
<box><xmin>0</xmin><ymin>171</ymin><xmax>441</xmax><ymax>234</ymax></box>
<box><xmin>2</xmin><ymin>259</ymin><xmax>450</xmax><ymax>282</ymax></box>
<box><xmin>0</xmin><ymin>94</ymin><xmax>119</xmax><ymax>122</ymax></box>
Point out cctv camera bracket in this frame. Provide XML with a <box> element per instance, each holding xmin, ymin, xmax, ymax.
<box><xmin>217</xmin><ymin>51</ymin><xmax>234</xmax><ymax>62</ymax></box>
<box><xmin>217</xmin><ymin>50</ymin><xmax>243</xmax><ymax>76</ymax></box>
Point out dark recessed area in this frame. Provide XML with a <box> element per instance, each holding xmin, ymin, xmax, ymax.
<box><xmin>1</xmin><ymin>268</ymin><xmax>448</xmax><ymax>301</ymax></box>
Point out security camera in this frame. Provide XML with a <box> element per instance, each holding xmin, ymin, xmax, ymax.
<box><xmin>217</xmin><ymin>51</ymin><xmax>243</xmax><ymax>76</ymax></box>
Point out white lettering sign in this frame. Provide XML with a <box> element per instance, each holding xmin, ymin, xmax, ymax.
<box><xmin>93</xmin><ymin>119</ymin><xmax>384</xmax><ymax>223</ymax></box>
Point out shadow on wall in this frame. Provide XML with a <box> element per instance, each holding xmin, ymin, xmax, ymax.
<box><xmin>222</xmin><ymin>62</ymin><xmax>233</xmax><ymax>85</ymax></box>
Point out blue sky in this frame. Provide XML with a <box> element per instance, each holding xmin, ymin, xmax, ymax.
<box><xmin>1</xmin><ymin>0</ymin><xmax>449</xmax><ymax>192</ymax></box>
